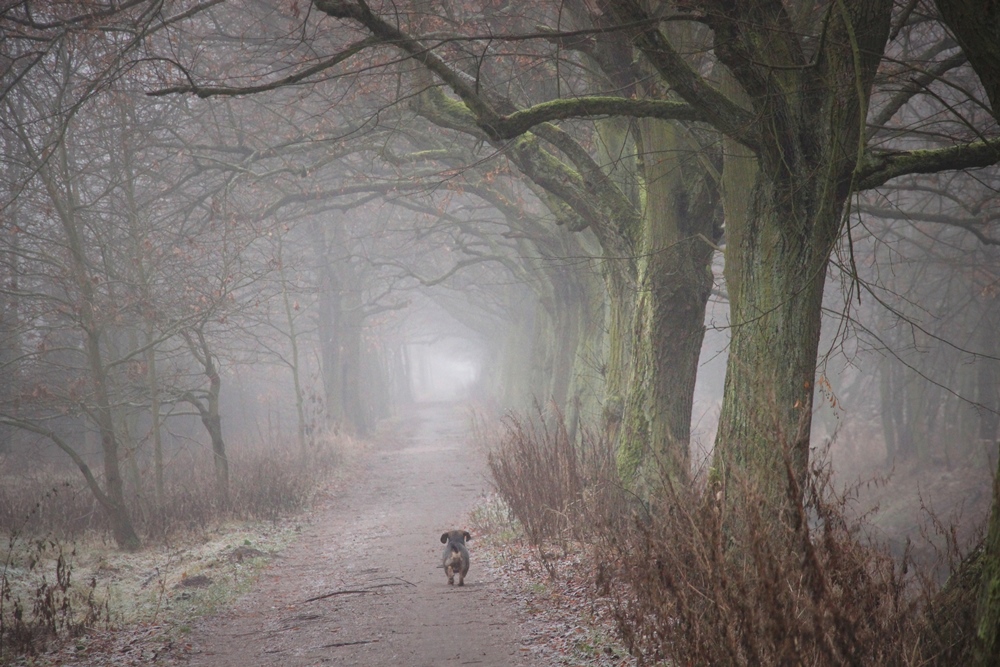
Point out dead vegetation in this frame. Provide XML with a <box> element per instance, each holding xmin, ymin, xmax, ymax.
<box><xmin>0</xmin><ymin>432</ymin><xmax>357</xmax><ymax>664</ymax></box>
<box><xmin>484</xmin><ymin>407</ymin><xmax>982</xmax><ymax>666</ymax></box>
<box><xmin>0</xmin><ymin>435</ymin><xmax>345</xmax><ymax>543</ymax></box>
<box><xmin>470</xmin><ymin>494</ymin><xmax>636</xmax><ymax>666</ymax></box>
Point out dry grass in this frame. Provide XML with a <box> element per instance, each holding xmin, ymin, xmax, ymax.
<box><xmin>0</xmin><ymin>433</ymin><xmax>348</xmax><ymax>542</ymax></box>
<box><xmin>0</xmin><ymin>429</ymin><xmax>358</xmax><ymax>663</ymax></box>
<box><xmin>0</xmin><ymin>520</ymin><xmax>298</xmax><ymax>664</ymax></box>
<box><xmin>485</xmin><ymin>407</ymin><xmax>972</xmax><ymax>666</ymax></box>
<box><xmin>485</xmin><ymin>404</ymin><xmax>616</xmax><ymax>549</ymax></box>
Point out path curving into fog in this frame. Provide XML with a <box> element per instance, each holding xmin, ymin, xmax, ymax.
<box><xmin>182</xmin><ymin>401</ymin><xmax>536</xmax><ymax>667</ymax></box>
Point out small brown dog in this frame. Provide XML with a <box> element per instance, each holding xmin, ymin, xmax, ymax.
<box><xmin>440</xmin><ymin>530</ymin><xmax>471</xmax><ymax>586</ymax></box>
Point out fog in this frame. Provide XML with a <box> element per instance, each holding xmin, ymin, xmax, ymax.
<box><xmin>408</xmin><ymin>339</ymin><xmax>482</xmax><ymax>403</ymax></box>
<box><xmin>1</xmin><ymin>2</ymin><xmax>998</xmax><ymax>575</ymax></box>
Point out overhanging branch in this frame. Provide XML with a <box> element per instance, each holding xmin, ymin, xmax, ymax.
<box><xmin>0</xmin><ymin>416</ymin><xmax>113</xmax><ymax>510</ymax></box>
<box><xmin>857</xmin><ymin>140</ymin><xmax>1000</xmax><ymax>190</ymax></box>
<box><xmin>147</xmin><ymin>37</ymin><xmax>377</xmax><ymax>98</ymax></box>
<box><xmin>487</xmin><ymin>97</ymin><xmax>706</xmax><ymax>139</ymax></box>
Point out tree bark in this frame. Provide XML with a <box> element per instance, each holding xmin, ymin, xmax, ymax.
<box><xmin>617</xmin><ymin>119</ymin><xmax>719</xmax><ymax>486</ymax></box>
<box><xmin>182</xmin><ymin>327</ymin><xmax>229</xmax><ymax>504</ymax></box>
<box><xmin>935</xmin><ymin>0</ymin><xmax>1000</xmax><ymax>115</ymax></box>
<box><xmin>700</xmin><ymin>0</ymin><xmax>894</xmax><ymax>504</ymax></box>
<box><xmin>53</xmin><ymin>144</ymin><xmax>141</xmax><ymax>550</ymax></box>
<box><xmin>973</xmin><ymin>443</ymin><xmax>1000</xmax><ymax>664</ymax></box>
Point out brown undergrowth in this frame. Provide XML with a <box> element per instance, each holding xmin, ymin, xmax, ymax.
<box><xmin>469</xmin><ymin>494</ymin><xmax>636</xmax><ymax>666</ymax></box>
<box><xmin>484</xmin><ymin>406</ymin><xmax>971</xmax><ymax>666</ymax></box>
<box><xmin>0</xmin><ymin>431</ymin><xmax>356</xmax><ymax>663</ymax></box>
<box><xmin>0</xmin><ymin>437</ymin><xmax>345</xmax><ymax>542</ymax></box>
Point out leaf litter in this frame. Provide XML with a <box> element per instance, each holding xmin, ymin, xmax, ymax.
<box><xmin>470</xmin><ymin>494</ymin><xmax>637</xmax><ymax>667</ymax></box>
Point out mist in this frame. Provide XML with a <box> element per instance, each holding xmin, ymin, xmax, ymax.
<box><xmin>2</xmin><ymin>2</ymin><xmax>1000</xmax><ymax>662</ymax></box>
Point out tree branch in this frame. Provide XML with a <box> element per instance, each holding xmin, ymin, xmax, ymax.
<box><xmin>489</xmin><ymin>97</ymin><xmax>706</xmax><ymax>139</ymax></box>
<box><xmin>0</xmin><ymin>416</ymin><xmax>113</xmax><ymax>510</ymax></box>
<box><xmin>147</xmin><ymin>38</ymin><xmax>377</xmax><ymax>98</ymax></box>
<box><xmin>313</xmin><ymin>0</ymin><xmax>505</xmax><ymax>131</ymax></box>
<box><xmin>857</xmin><ymin>140</ymin><xmax>1000</xmax><ymax>190</ymax></box>
<box><xmin>857</xmin><ymin>204</ymin><xmax>1000</xmax><ymax>245</ymax></box>
<box><xmin>603</xmin><ymin>0</ymin><xmax>760</xmax><ymax>151</ymax></box>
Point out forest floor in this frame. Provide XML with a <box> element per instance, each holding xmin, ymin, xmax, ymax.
<box><xmin>16</xmin><ymin>403</ymin><xmax>990</xmax><ymax>666</ymax></box>
<box><xmin>25</xmin><ymin>401</ymin><xmax>631</xmax><ymax>667</ymax></box>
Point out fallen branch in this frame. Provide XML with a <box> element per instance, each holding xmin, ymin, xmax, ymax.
<box><xmin>302</xmin><ymin>589</ymin><xmax>372</xmax><ymax>603</ymax></box>
<box><xmin>302</xmin><ymin>581</ymin><xmax>409</xmax><ymax>603</ymax></box>
<box><xmin>320</xmin><ymin>639</ymin><xmax>378</xmax><ymax>648</ymax></box>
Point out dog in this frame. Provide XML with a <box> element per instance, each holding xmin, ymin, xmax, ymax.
<box><xmin>440</xmin><ymin>530</ymin><xmax>471</xmax><ymax>586</ymax></box>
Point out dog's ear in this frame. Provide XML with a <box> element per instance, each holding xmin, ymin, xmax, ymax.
<box><xmin>463</xmin><ymin>531</ymin><xmax>472</xmax><ymax>542</ymax></box>
<box><xmin>441</xmin><ymin>532</ymin><xmax>450</xmax><ymax>544</ymax></box>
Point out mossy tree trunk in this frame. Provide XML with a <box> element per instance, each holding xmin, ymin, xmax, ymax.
<box><xmin>684</xmin><ymin>0</ymin><xmax>895</xmax><ymax>504</ymax></box>
<box><xmin>973</xmin><ymin>448</ymin><xmax>1000</xmax><ymax>664</ymax></box>
<box><xmin>617</xmin><ymin>118</ymin><xmax>720</xmax><ymax>487</ymax></box>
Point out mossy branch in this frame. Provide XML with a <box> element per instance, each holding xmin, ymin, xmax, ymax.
<box><xmin>857</xmin><ymin>141</ymin><xmax>1000</xmax><ymax>190</ymax></box>
<box><xmin>486</xmin><ymin>97</ymin><xmax>705</xmax><ymax>138</ymax></box>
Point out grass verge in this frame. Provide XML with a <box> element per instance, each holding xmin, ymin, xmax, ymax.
<box><xmin>1</xmin><ymin>431</ymin><xmax>366</xmax><ymax>665</ymax></box>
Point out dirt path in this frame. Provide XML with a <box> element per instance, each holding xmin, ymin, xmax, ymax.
<box><xmin>180</xmin><ymin>401</ymin><xmax>537</xmax><ymax>667</ymax></box>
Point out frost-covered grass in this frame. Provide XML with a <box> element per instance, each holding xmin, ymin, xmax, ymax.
<box><xmin>1</xmin><ymin>519</ymin><xmax>299</xmax><ymax>665</ymax></box>
<box><xmin>0</xmin><ymin>430</ymin><xmax>353</xmax><ymax>541</ymax></box>
<box><xmin>0</xmin><ymin>429</ymin><xmax>367</xmax><ymax>664</ymax></box>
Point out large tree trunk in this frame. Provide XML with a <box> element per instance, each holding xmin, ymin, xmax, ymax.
<box><xmin>935</xmin><ymin>0</ymin><xmax>1000</xmax><ymax>115</ymax></box>
<box><xmin>617</xmin><ymin>119</ymin><xmax>719</xmax><ymax>487</ymax></box>
<box><xmin>708</xmin><ymin>0</ymin><xmax>893</xmax><ymax>506</ymax></box>
<box><xmin>973</xmin><ymin>443</ymin><xmax>1000</xmax><ymax>664</ymax></box>
<box><xmin>713</xmin><ymin>168</ymin><xmax>832</xmax><ymax>498</ymax></box>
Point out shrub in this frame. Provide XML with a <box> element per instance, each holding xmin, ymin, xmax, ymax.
<box><xmin>592</xmin><ymin>464</ymin><xmax>923</xmax><ymax>666</ymax></box>
<box><xmin>0</xmin><ymin>538</ymin><xmax>109</xmax><ymax>661</ymax></box>
<box><xmin>0</xmin><ymin>432</ymin><xmax>346</xmax><ymax>543</ymax></box>
<box><xmin>486</xmin><ymin>404</ymin><xmax>615</xmax><ymax>550</ymax></box>
<box><xmin>488</xmin><ymin>408</ymin><xmax>933</xmax><ymax>666</ymax></box>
